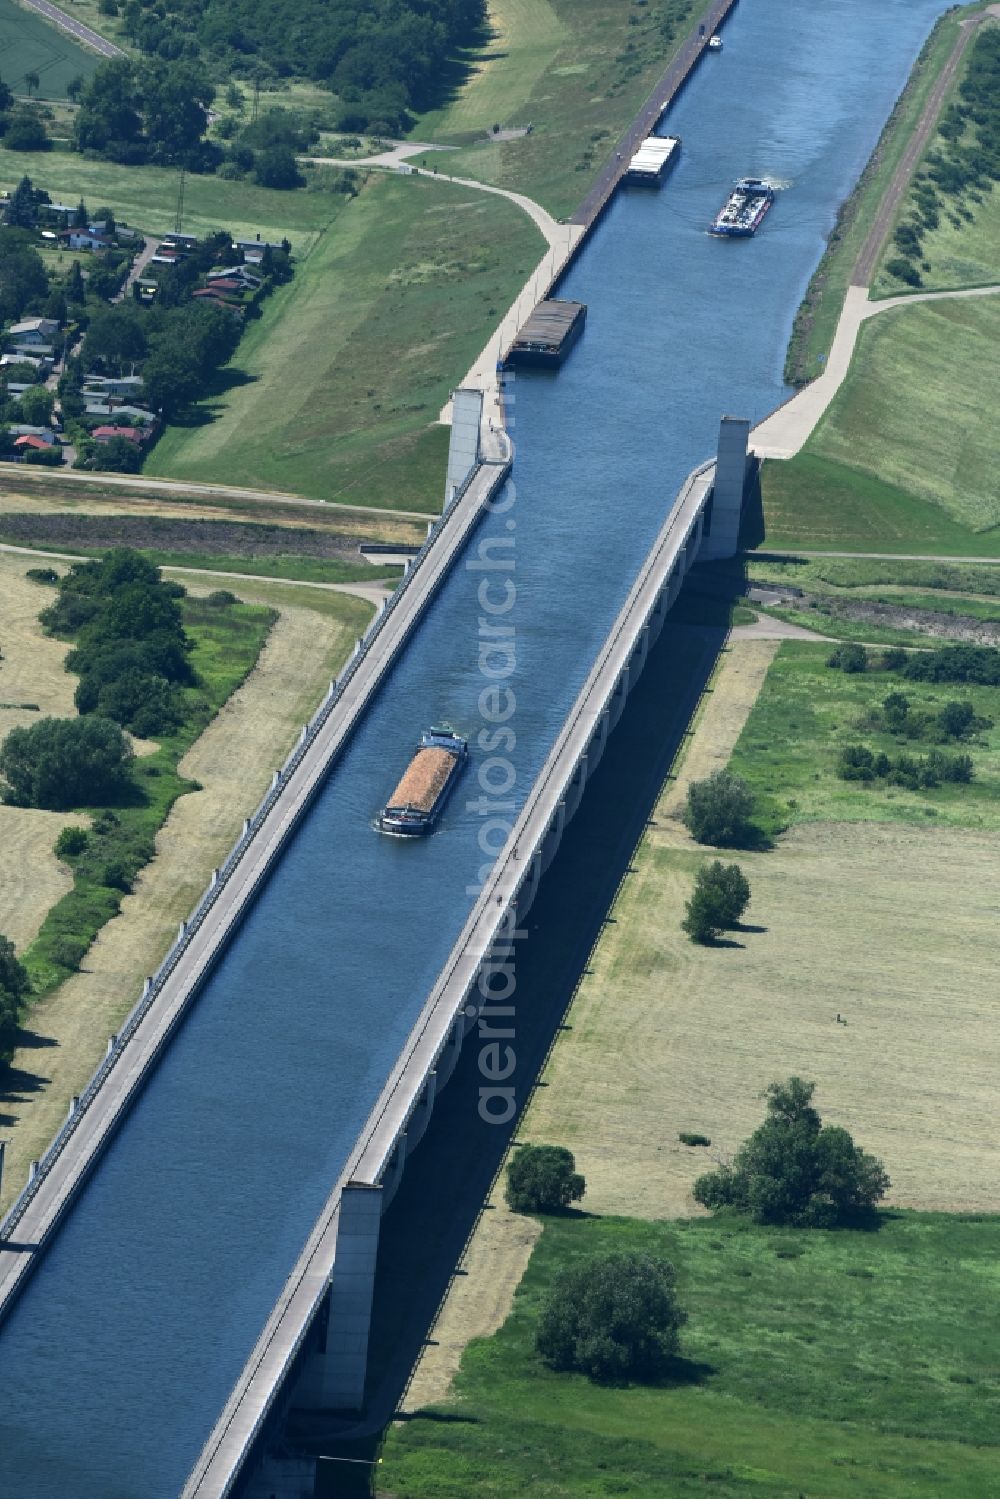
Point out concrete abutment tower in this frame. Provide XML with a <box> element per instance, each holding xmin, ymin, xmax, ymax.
<box><xmin>700</xmin><ymin>414</ymin><xmax>750</xmax><ymax>561</ymax></box>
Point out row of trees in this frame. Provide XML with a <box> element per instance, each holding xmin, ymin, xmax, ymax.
<box><xmin>0</xmin><ymin>935</ymin><xmax>31</xmax><ymax>1064</ymax></box>
<box><xmin>887</xmin><ymin>28</ymin><xmax>1000</xmax><ymax>286</ymax></box>
<box><xmin>40</xmin><ymin>549</ymin><xmax>194</xmax><ymax>738</ymax></box>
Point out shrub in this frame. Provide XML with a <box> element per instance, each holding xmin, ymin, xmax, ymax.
<box><xmin>683</xmin><ymin>771</ymin><xmax>755</xmax><ymax>847</ymax></box>
<box><xmin>0</xmin><ymin>715</ymin><xmax>134</xmax><ymax>809</ymax></box>
<box><xmin>26</xmin><ymin>567</ymin><xmax>59</xmax><ymax>584</ymax></box>
<box><xmin>101</xmin><ymin>858</ymin><xmax>132</xmax><ymax>892</ymax></box>
<box><xmin>838</xmin><ymin>744</ymin><xmax>876</xmax><ymax>781</ymax></box>
<box><xmin>827</xmin><ymin>642</ymin><xmax>868</xmax><ymax>673</ymax></box>
<box><xmin>536</xmin><ymin>1251</ymin><xmax>686</xmax><ymax>1382</ymax></box>
<box><xmin>55</xmin><ymin>825</ymin><xmax>89</xmax><ymax>858</ymax></box>
<box><xmin>206</xmin><ymin>589</ymin><xmax>238</xmax><ymax>607</ymax></box>
<box><xmin>682</xmin><ymin>860</ymin><xmax>750</xmax><ymax>943</ymax></box>
<box><xmin>505</xmin><ymin>1144</ymin><xmax>585</xmax><ymax>1214</ymax></box>
<box><xmin>49</xmin><ymin>935</ymin><xmax>89</xmax><ymax>971</ymax></box>
<box><xmin>678</xmin><ymin>1132</ymin><xmax>711</xmax><ymax>1147</ymax></box>
<box><xmin>881</xmin><ymin>646</ymin><xmax>907</xmax><ymax>671</ymax></box>
<box><xmin>694</xmin><ymin>1077</ymin><xmax>890</xmax><ymax>1228</ymax></box>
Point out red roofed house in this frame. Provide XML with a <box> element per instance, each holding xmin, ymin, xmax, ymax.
<box><xmin>13</xmin><ymin>434</ymin><xmax>54</xmax><ymax>452</ymax></box>
<box><xmin>92</xmin><ymin>425</ymin><xmax>150</xmax><ymax>445</ymax></box>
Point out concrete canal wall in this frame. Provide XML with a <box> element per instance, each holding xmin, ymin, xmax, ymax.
<box><xmin>182</xmin><ymin>417</ymin><xmax>751</xmax><ymax>1499</ymax></box>
<box><xmin>0</xmin><ymin>420</ymin><xmax>512</xmax><ymax>1324</ymax></box>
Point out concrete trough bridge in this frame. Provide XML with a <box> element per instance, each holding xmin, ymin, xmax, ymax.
<box><xmin>0</xmin><ymin>402</ymin><xmax>750</xmax><ymax>1499</ymax></box>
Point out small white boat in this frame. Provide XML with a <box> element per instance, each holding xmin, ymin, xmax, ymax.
<box><xmin>708</xmin><ymin>34</ymin><xmax>723</xmax><ymax>51</ymax></box>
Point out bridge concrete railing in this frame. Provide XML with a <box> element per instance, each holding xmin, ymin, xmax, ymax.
<box><xmin>181</xmin><ymin>454</ymin><xmax>718</xmax><ymax>1498</ymax></box>
<box><xmin>0</xmin><ymin>446</ymin><xmax>511</xmax><ymax>1299</ymax></box>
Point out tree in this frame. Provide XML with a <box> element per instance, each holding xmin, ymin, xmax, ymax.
<box><xmin>0</xmin><ymin>715</ymin><xmax>134</xmax><ymax>809</ymax></box>
<box><xmin>0</xmin><ymin>933</ymin><xmax>31</xmax><ymax>1062</ymax></box>
<box><xmin>19</xmin><ymin>385</ymin><xmax>54</xmax><ymax>427</ymax></box>
<box><xmin>4</xmin><ymin>106</ymin><xmax>49</xmax><ymax>151</ymax></box>
<box><xmin>66</xmin><ymin>259</ymin><xmax>86</xmax><ymax>303</ymax></box>
<box><xmin>24</xmin><ymin>71</ymin><xmax>40</xmax><ymax>99</ymax></box>
<box><xmin>66</xmin><ymin>75</ymin><xmax>84</xmax><ymax>104</ymax></box>
<box><xmin>683</xmin><ymin>861</ymin><xmax>750</xmax><ymax>943</ymax></box>
<box><xmin>683</xmin><ymin>770</ymin><xmax>755</xmax><ymax>847</ymax></box>
<box><xmin>254</xmin><ymin>145</ymin><xmax>303</xmax><ymax>190</ymax></box>
<box><xmin>0</xmin><ymin>76</ymin><xmax>12</xmax><ymax>113</ymax></box>
<box><xmin>693</xmin><ymin>1077</ymin><xmax>890</xmax><ymax>1229</ymax></box>
<box><xmin>84</xmin><ymin>303</ymin><xmax>148</xmax><ymax>370</ymax></box>
<box><xmin>74</xmin><ymin>58</ymin><xmax>143</xmax><ymax>158</ymax></box>
<box><xmin>3</xmin><ymin>174</ymin><xmax>38</xmax><ymax>229</ymax></box>
<box><xmin>505</xmin><ymin>1144</ymin><xmax>585</xmax><ymax>1214</ymax></box>
<box><xmin>537</xmin><ymin>1252</ymin><xmax>686</xmax><ymax>1383</ymax></box>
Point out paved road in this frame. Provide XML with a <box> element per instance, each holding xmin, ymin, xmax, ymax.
<box><xmin>851</xmin><ymin>4</ymin><xmax>1000</xmax><ymax>287</ymax></box>
<box><xmin>751</xmin><ymin>282</ymin><xmax>1000</xmax><ymax>459</ymax></box>
<box><xmin>21</xmin><ymin>0</ymin><xmax>125</xmax><ymax>58</ymax></box>
<box><xmin>114</xmin><ymin>235</ymin><xmax>158</xmax><ymax>303</ymax></box>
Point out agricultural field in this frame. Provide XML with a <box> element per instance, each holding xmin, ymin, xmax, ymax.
<box><xmin>408</xmin><ymin>0</ymin><xmax>698</xmax><ymax>218</ymax></box>
<box><xmin>0</xmin><ymin>0</ymin><xmax>98</xmax><ymax>100</ymax></box>
<box><xmin>146</xmin><ymin>173</ymin><xmax>543</xmax><ymax>507</ymax></box>
<box><xmin>0</xmin><ymin>566</ymin><xmax>372</xmax><ymax>1212</ymax></box>
<box><xmin>381</xmin><ymin>1212</ymin><xmax>1000</xmax><ymax>1498</ymax></box>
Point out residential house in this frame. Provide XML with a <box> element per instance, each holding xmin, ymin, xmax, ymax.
<box><xmin>58</xmin><ymin>228</ymin><xmax>114</xmax><ymax>252</ymax></box>
<box><xmin>13</xmin><ymin>433</ymin><xmax>55</xmax><ymax>454</ymax></box>
<box><xmin>82</xmin><ymin>375</ymin><xmax>145</xmax><ymax>399</ymax></box>
<box><xmin>84</xmin><ymin>402</ymin><xmax>157</xmax><ymax>425</ymax></box>
<box><xmin>1</xmin><ymin>353</ymin><xmax>51</xmax><ymax>373</ymax></box>
<box><xmin>7</xmin><ymin>318</ymin><xmax>60</xmax><ymax>346</ymax></box>
<box><xmin>92</xmin><ymin>425</ymin><xmax>151</xmax><ymax>445</ymax></box>
<box><xmin>161</xmin><ymin>232</ymin><xmax>198</xmax><ymax>252</ymax></box>
<box><xmin>207</xmin><ymin>265</ymin><xmax>262</xmax><ymax>289</ymax></box>
<box><xmin>9</xmin><ymin>425</ymin><xmax>57</xmax><ymax>442</ymax></box>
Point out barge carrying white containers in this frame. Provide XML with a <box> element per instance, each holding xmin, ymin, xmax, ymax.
<box><xmin>624</xmin><ymin>134</ymin><xmax>681</xmax><ymax>185</ymax></box>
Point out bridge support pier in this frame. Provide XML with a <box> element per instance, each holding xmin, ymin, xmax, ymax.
<box><xmin>700</xmin><ymin>415</ymin><xmax>750</xmax><ymax>560</ymax></box>
<box><xmin>297</xmin><ymin>1182</ymin><xmax>382</xmax><ymax>1412</ymax></box>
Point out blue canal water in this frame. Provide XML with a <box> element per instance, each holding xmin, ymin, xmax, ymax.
<box><xmin>0</xmin><ymin>3</ymin><xmax>952</xmax><ymax>1494</ymax></box>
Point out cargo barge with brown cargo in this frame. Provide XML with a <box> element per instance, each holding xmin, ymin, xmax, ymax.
<box><xmin>378</xmin><ymin>728</ymin><xmax>468</xmax><ymax>836</ymax></box>
<box><xmin>506</xmin><ymin>298</ymin><xmax>587</xmax><ymax>369</ymax></box>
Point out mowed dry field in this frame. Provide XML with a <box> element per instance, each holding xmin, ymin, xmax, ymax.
<box><xmin>524</xmin><ymin>639</ymin><xmax>1000</xmax><ymax>1218</ymax></box>
<box><xmin>0</xmin><ymin>570</ymin><xmax>370</xmax><ymax>1211</ymax></box>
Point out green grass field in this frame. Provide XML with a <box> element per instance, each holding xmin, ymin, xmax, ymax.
<box><xmin>782</xmin><ymin>5</ymin><xmax>986</xmax><ymax>382</ymax></box>
<box><xmin>380</xmin><ymin>1211</ymin><xmax>1000</xmax><ymax>1498</ymax></box>
<box><xmin>728</xmin><ymin>640</ymin><xmax>1000</xmax><ymax>833</ymax></box>
<box><xmin>0</xmin><ymin>0</ymin><xmax>99</xmax><ymax>100</ymax></box>
<box><xmin>22</xmin><ymin>595</ymin><xmax>276</xmax><ymax>996</ymax></box>
<box><xmin>409</xmin><ymin>0</ymin><xmax>697</xmax><ymax>218</ymax></box>
<box><xmin>805</xmin><ymin>297</ymin><xmax>1000</xmax><ymax>533</ymax></box>
<box><xmin>146</xmin><ymin>173</ymin><xmax>543</xmax><ymax>507</ymax></box>
<box><xmin>759</xmin><ymin>453</ymin><xmax>1000</xmax><ymax>557</ymax></box>
<box><xmin>748</xmin><ymin>554</ymin><xmax>1000</xmax><ymax>595</ymax></box>
<box><xmin>0</xmin><ymin>143</ymin><xmax>338</xmax><ymax>252</ymax></box>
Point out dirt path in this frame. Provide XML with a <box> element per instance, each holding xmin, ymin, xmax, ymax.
<box><xmin>0</xmin><ymin>541</ymin><xmax>392</xmax><ymax>607</ymax></box>
<box><xmin>5</xmin><ymin>465</ymin><xmax>431</xmax><ymax>524</ymax></box>
<box><xmin>850</xmin><ymin>4</ymin><xmax>1000</xmax><ymax>287</ymax></box>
